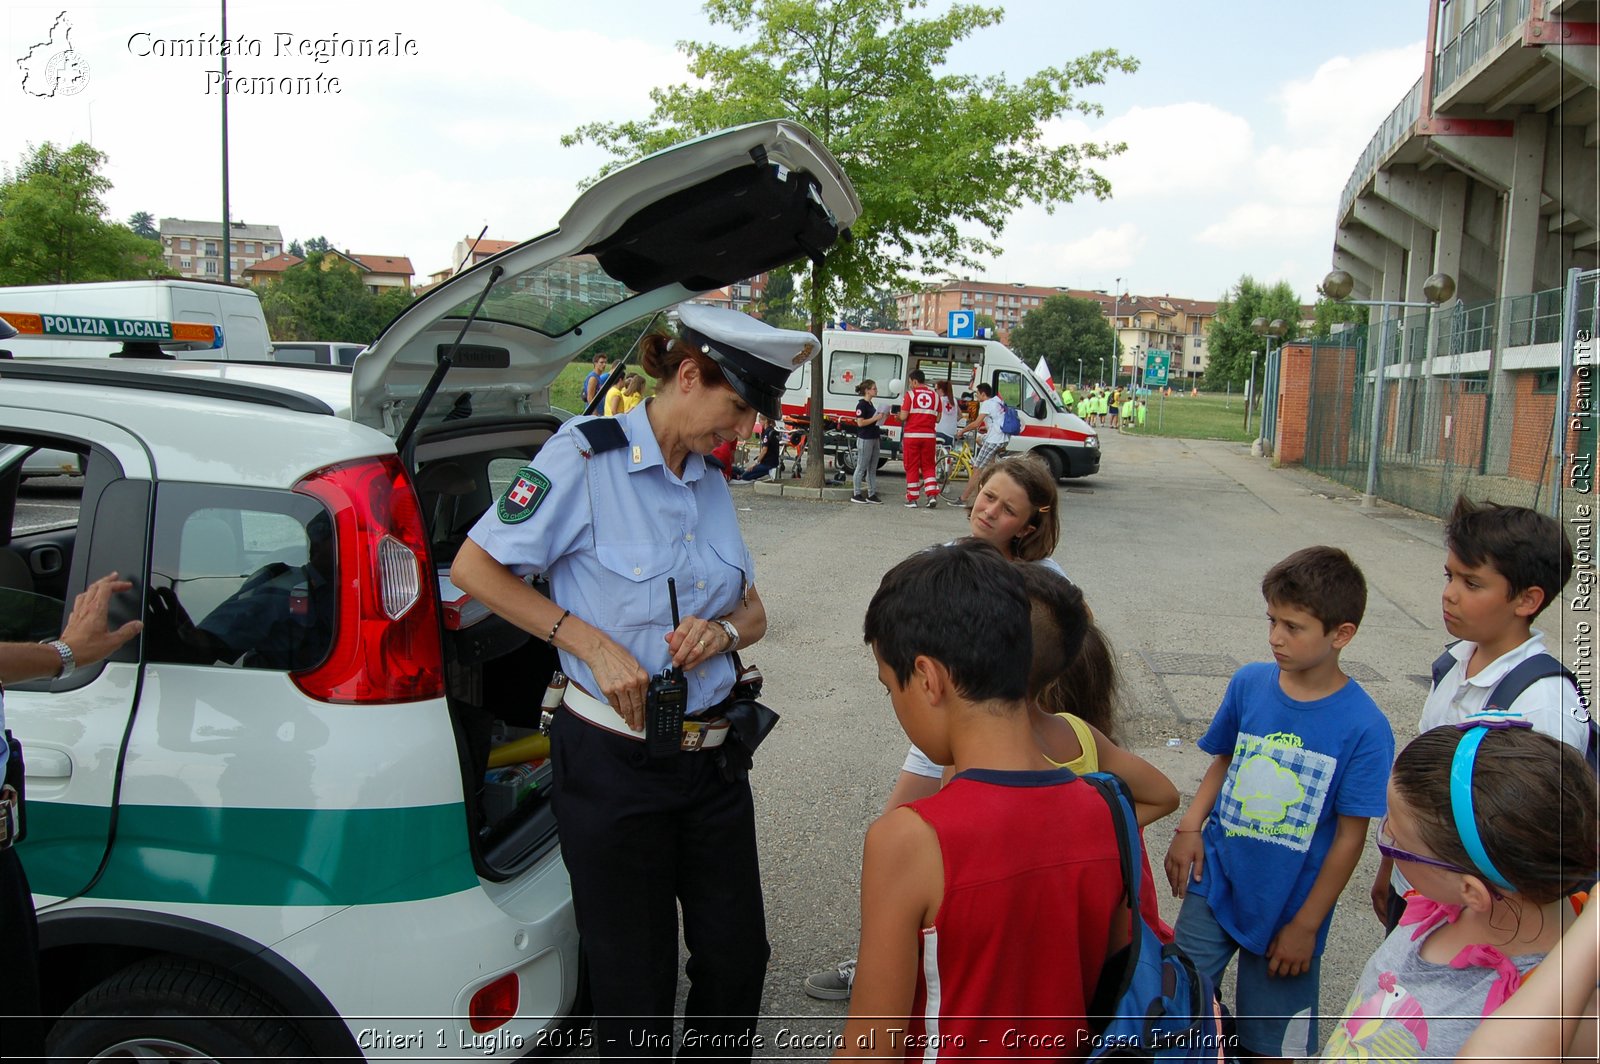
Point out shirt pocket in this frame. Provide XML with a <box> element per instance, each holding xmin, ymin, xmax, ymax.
<box><xmin>704</xmin><ymin>536</ymin><xmax>752</xmax><ymax>615</ymax></box>
<box><xmin>592</xmin><ymin>542</ymin><xmax>675</xmax><ymax>631</ymax></box>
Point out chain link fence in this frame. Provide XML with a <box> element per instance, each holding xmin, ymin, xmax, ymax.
<box><xmin>1301</xmin><ymin>273</ymin><xmax>1598</xmax><ymax>519</ymax></box>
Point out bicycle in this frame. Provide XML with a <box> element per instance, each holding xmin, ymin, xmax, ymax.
<box><xmin>936</xmin><ymin>437</ymin><xmax>980</xmax><ymax>497</ymax></box>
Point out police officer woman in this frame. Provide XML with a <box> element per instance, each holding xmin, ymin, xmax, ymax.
<box><xmin>450</xmin><ymin>304</ymin><xmax>816</xmax><ymax>1060</ymax></box>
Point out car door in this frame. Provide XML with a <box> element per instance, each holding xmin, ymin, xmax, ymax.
<box><xmin>0</xmin><ymin>411</ymin><xmax>151</xmax><ymax>905</ymax></box>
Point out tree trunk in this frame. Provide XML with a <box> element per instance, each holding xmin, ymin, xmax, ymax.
<box><xmin>802</xmin><ymin>257</ymin><xmax>826</xmax><ymax>488</ymax></box>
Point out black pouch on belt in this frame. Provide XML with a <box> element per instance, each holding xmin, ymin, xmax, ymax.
<box><xmin>4</xmin><ymin>728</ymin><xmax>26</xmax><ymax>845</ymax></box>
<box><xmin>715</xmin><ymin>698</ymin><xmax>780</xmax><ymax>783</ymax></box>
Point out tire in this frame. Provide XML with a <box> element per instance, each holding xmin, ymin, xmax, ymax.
<box><xmin>1037</xmin><ymin>447</ymin><xmax>1065</xmax><ymax>481</ymax></box>
<box><xmin>49</xmin><ymin>959</ymin><xmax>315</xmax><ymax>1064</ymax></box>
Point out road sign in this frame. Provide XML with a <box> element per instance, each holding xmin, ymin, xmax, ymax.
<box><xmin>1144</xmin><ymin>349</ymin><xmax>1171</xmax><ymax>387</ymax></box>
<box><xmin>948</xmin><ymin>310</ymin><xmax>975</xmax><ymax>338</ymax></box>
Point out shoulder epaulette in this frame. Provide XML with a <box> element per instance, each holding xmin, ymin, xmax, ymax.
<box><xmin>573</xmin><ymin>417</ymin><xmax>629</xmax><ymax>457</ymax></box>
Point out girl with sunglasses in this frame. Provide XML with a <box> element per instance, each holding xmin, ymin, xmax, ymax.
<box><xmin>1322</xmin><ymin>723</ymin><xmax>1598</xmax><ymax>1062</ymax></box>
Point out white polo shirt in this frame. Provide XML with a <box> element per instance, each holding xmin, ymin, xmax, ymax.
<box><xmin>1417</xmin><ymin>631</ymin><xmax>1588</xmax><ymax>749</ymax></box>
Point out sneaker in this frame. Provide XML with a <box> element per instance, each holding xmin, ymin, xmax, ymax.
<box><xmin>850</xmin><ymin>492</ymin><xmax>868</xmax><ymax>504</ymax></box>
<box><xmin>803</xmin><ymin>958</ymin><xmax>856</xmax><ymax>1001</ymax></box>
<box><xmin>926</xmin><ymin>498</ymin><xmax>939</xmax><ymax>509</ymax></box>
<box><xmin>904</xmin><ymin>500</ymin><xmax>918</xmax><ymax>508</ymax></box>
<box><xmin>866</xmin><ymin>494</ymin><xmax>882</xmax><ymax>504</ymax></box>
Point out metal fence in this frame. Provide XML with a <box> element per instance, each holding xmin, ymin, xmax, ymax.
<box><xmin>1299</xmin><ymin>272</ymin><xmax>1598</xmax><ymax>519</ymax></box>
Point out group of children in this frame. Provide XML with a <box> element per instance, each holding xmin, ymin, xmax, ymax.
<box><xmin>1069</xmin><ymin>385</ymin><xmax>1147</xmax><ymax>430</ymax></box>
<box><xmin>827</xmin><ymin>483</ymin><xmax>1596</xmax><ymax>1061</ymax></box>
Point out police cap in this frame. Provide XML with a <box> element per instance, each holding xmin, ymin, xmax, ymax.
<box><xmin>676</xmin><ymin>303</ymin><xmax>818</xmax><ymax>420</ymax></box>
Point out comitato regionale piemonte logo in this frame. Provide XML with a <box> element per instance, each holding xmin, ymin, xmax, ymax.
<box><xmin>18</xmin><ymin>11</ymin><xmax>91</xmax><ymax>97</ymax></box>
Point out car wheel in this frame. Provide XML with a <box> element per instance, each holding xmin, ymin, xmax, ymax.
<box><xmin>49</xmin><ymin>959</ymin><xmax>314</xmax><ymax>1064</ymax></box>
<box><xmin>1037</xmin><ymin>447</ymin><xmax>1065</xmax><ymax>481</ymax></box>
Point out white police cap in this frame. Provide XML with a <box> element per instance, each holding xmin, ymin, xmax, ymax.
<box><xmin>676</xmin><ymin>303</ymin><xmax>819</xmax><ymax>420</ymax></box>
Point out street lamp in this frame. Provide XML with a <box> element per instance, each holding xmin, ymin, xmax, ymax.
<box><xmin>1110</xmin><ymin>279</ymin><xmax>1121</xmax><ymax>392</ymax></box>
<box><xmin>1249</xmin><ymin>316</ymin><xmax>1288</xmax><ymax>446</ymax></box>
<box><xmin>1320</xmin><ymin>268</ymin><xmax>1457</xmax><ymax>507</ymax></box>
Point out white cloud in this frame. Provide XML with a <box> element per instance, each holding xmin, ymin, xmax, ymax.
<box><xmin>1041</xmin><ymin>102</ymin><xmax>1254</xmax><ymax>202</ymax></box>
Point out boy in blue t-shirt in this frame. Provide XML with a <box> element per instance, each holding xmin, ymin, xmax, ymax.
<box><xmin>1164</xmin><ymin>546</ymin><xmax>1394</xmax><ymax>1063</ymax></box>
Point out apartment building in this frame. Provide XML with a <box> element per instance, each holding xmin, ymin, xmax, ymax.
<box><xmin>158</xmin><ymin>218</ymin><xmax>284</xmax><ymax>283</ymax></box>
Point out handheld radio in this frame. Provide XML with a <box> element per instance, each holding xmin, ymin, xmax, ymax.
<box><xmin>645</xmin><ymin>578</ymin><xmax>689</xmax><ymax>757</ymax></box>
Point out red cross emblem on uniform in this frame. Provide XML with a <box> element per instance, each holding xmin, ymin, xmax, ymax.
<box><xmin>509</xmin><ymin>479</ymin><xmax>536</xmax><ymax>507</ymax></box>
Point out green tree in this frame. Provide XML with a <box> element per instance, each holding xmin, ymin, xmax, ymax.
<box><xmin>128</xmin><ymin>210</ymin><xmax>157</xmax><ymax>239</ymax></box>
<box><xmin>565</xmin><ymin>0</ymin><xmax>1135</xmax><ymax>481</ymax></box>
<box><xmin>750</xmin><ymin>268</ymin><xmax>805</xmax><ymax>329</ymax></box>
<box><xmin>1202</xmin><ymin>276</ymin><xmax>1301</xmax><ymax>391</ymax></box>
<box><xmin>1310</xmin><ymin>296</ymin><xmax>1366</xmax><ymax>340</ymax></box>
<box><xmin>288</xmin><ymin>239</ymin><xmax>305</xmax><ymax>258</ymax></box>
<box><xmin>1008</xmin><ymin>295</ymin><xmax>1116</xmax><ymax>389</ymax></box>
<box><xmin>839</xmin><ymin>286</ymin><xmax>901</xmax><ymax>331</ymax></box>
<box><xmin>258</xmin><ymin>252</ymin><xmax>412</xmax><ymax>343</ymax></box>
<box><xmin>0</xmin><ymin>142</ymin><xmax>171</xmax><ymax>285</ymax></box>
<box><xmin>303</xmin><ymin>236</ymin><xmax>332</xmax><ymax>255</ymax></box>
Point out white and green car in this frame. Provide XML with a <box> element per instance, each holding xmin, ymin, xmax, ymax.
<box><xmin>0</xmin><ymin>120</ymin><xmax>859</xmax><ymax>1061</ymax></box>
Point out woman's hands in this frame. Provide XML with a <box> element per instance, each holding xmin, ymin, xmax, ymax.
<box><xmin>585</xmin><ymin>635</ymin><xmax>651</xmax><ymax>731</ymax></box>
<box><xmin>665</xmin><ymin>615</ymin><xmax>734</xmax><ymax>671</ymax></box>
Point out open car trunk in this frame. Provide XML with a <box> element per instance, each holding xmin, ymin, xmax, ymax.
<box><xmin>379</xmin><ymin>121</ymin><xmax>860</xmax><ymax>876</ymax></box>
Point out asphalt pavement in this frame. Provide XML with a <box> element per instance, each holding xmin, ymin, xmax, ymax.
<box><xmin>731</xmin><ymin>425</ymin><xmax>1590</xmax><ymax>1055</ymax></box>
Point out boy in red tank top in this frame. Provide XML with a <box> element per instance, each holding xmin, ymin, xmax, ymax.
<box><xmin>836</xmin><ymin>542</ymin><xmax>1129</xmax><ymax>1060</ymax></box>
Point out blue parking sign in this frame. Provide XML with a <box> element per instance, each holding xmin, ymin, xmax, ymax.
<box><xmin>948</xmin><ymin>310</ymin><xmax>975</xmax><ymax>338</ymax></box>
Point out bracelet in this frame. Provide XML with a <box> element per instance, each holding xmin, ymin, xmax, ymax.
<box><xmin>546</xmin><ymin>609</ymin><xmax>571</xmax><ymax>644</ymax></box>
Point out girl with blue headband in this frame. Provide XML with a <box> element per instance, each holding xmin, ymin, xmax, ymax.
<box><xmin>1323</xmin><ymin>723</ymin><xmax>1598</xmax><ymax>1062</ymax></box>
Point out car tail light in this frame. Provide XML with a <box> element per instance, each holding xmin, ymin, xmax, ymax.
<box><xmin>468</xmin><ymin>971</ymin><xmax>519</xmax><ymax>1033</ymax></box>
<box><xmin>292</xmin><ymin>455</ymin><xmax>444</xmax><ymax>703</ymax></box>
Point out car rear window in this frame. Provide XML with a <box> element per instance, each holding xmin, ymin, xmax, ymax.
<box><xmin>144</xmin><ymin>484</ymin><xmax>336</xmax><ymax>672</ymax></box>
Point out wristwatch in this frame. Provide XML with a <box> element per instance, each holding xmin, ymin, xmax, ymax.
<box><xmin>716</xmin><ymin>620</ymin><xmax>740</xmax><ymax>654</ymax></box>
<box><xmin>46</xmin><ymin>639</ymin><xmax>75</xmax><ymax>679</ymax></box>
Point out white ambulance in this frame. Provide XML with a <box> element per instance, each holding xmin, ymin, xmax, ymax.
<box><xmin>781</xmin><ymin>329</ymin><xmax>1100</xmax><ymax>479</ymax></box>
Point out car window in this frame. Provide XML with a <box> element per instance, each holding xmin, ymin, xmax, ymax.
<box><xmin>452</xmin><ymin>253</ymin><xmax>637</xmax><ymax>338</ymax></box>
<box><xmin>272</xmin><ymin>345</ymin><xmax>322</xmax><ymax>365</ymax></box>
<box><xmin>145</xmin><ymin>484</ymin><xmax>336</xmax><ymax>672</ymax></box>
<box><xmin>826</xmin><ymin>350</ymin><xmax>900</xmax><ymax>396</ymax></box>
<box><xmin>1</xmin><ymin>436</ymin><xmax>87</xmax><ymax>638</ymax></box>
<box><xmin>336</xmin><ymin>345</ymin><xmax>363</xmax><ymax>366</ymax></box>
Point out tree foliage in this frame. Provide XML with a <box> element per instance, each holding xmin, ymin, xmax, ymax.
<box><xmin>1008</xmin><ymin>295</ymin><xmax>1115</xmax><ymax>386</ymax></box>
<box><xmin>1310</xmin><ymin>296</ymin><xmax>1366</xmax><ymax>340</ymax></box>
<box><xmin>0</xmin><ymin>142</ymin><xmax>170</xmax><ymax>285</ymax></box>
<box><xmin>750</xmin><ymin>268</ymin><xmax>806</xmax><ymax>329</ymax></box>
<box><xmin>303</xmin><ymin>235</ymin><xmax>332</xmax><ymax>255</ymax></box>
<box><xmin>566</xmin><ymin>0</ymin><xmax>1135</xmax><ymax>322</ymax></box>
<box><xmin>128</xmin><ymin>210</ymin><xmax>157</xmax><ymax>239</ymax></box>
<box><xmin>1202</xmin><ymin>276</ymin><xmax>1302</xmax><ymax>391</ymax></box>
<box><xmin>256</xmin><ymin>252</ymin><xmax>412</xmax><ymax>343</ymax></box>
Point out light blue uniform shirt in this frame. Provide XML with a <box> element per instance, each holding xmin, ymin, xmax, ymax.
<box><xmin>468</xmin><ymin>402</ymin><xmax>754</xmax><ymax>716</ymax></box>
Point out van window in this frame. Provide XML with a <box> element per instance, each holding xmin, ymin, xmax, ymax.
<box><xmin>145</xmin><ymin>485</ymin><xmax>335</xmax><ymax>672</ymax></box>
<box><xmin>994</xmin><ymin>370</ymin><xmax>1058</xmax><ymax>419</ymax></box>
<box><xmin>272</xmin><ymin>345</ymin><xmax>321</xmax><ymax>365</ymax></box>
<box><xmin>827</xmin><ymin>350</ymin><xmax>900</xmax><ymax>396</ymax></box>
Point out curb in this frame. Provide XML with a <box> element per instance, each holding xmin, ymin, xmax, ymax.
<box><xmin>748</xmin><ymin>480</ymin><xmax>858</xmax><ymax>502</ymax></box>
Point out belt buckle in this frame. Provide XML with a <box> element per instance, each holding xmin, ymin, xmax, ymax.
<box><xmin>0</xmin><ymin>796</ymin><xmax>13</xmax><ymax>851</ymax></box>
<box><xmin>680</xmin><ymin>721</ymin><xmax>705</xmax><ymax>752</ymax></box>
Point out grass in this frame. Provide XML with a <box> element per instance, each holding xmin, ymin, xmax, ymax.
<box><xmin>1115</xmin><ymin>391</ymin><xmax>1262</xmax><ymax>443</ymax></box>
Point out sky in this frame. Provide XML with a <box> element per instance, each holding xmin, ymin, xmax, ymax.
<box><xmin>6</xmin><ymin>0</ymin><xmax>1429</xmax><ymax>306</ymax></box>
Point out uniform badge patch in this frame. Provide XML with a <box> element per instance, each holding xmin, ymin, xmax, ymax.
<box><xmin>497</xmin><ymin>467</ymin><xmax>551</xmax><ymax>524</ymax></box>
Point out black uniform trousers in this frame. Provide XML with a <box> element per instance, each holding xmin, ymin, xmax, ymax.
<box><xmin>550</xmin><ymin>708</ymin><xmax>769</xmax><ymax>1061</ymax></box>
<box><xmin>1</xmin><ymin>845</ymin><xmax>46</xmax><ymax>1063</ymax></box>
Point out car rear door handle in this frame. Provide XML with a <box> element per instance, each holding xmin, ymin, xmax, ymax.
<box><xmin>25</xmin><ymin>747</ymin><xmax>72</xmax><ymax>779</ymax></box>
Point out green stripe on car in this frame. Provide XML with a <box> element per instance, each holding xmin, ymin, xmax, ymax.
<box><xmin>23</xmin><ymin>802</ymin><xmax>478</xmax><ymax>905</ymax></box>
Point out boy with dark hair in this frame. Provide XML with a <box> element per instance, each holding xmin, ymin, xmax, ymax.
<box><xmin>1164</xmin><ymin>545</ymin><xmax>1394</xmax><ymax>1064</ymax></box>
<box><xmin>836</xmin><ymin>542</ymin><xmax>1128</xmax><ymax>1058</ymax></box>
<box><xmin>1371</xmin><ymin>495</ymin><xmax>1586</xmax><ymax>928</ymax></box>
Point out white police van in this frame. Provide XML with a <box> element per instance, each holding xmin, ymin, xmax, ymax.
<box><xmin>783</xmin><ymin>329</ymin><xmax>1100</xmax><ymax>479</ymax></box>
<box><xmin>0</xmin><ymin>120</ymin><xmax>859</xmax><ymax>1061</ymax></box>
<box><xmin>0</xmin><ymin>279</ymin><xmax>271</xmax><ymax>360</ymax></box>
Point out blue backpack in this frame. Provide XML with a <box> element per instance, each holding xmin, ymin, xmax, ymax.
<box><xmin>1429</xmin><ymin>644</ymin><xmax>1597</xmax><ymax>773</ymax></box>
<box><xmin>1081</xmin><ymin>773</ymin><xmax>1229</xmax><ymax>1062</ymax></box>
<box><xmin>999</xmin><ymin>400</ymin><xmax>1022</xmax><ymax>436</ymax></box>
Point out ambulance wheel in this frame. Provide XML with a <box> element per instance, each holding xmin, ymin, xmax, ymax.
<box><xmin>49</xmin><ymin>958</ymin><xmax>314</xmax><ymax>1063</ymax></box>
<box><xmin>1038</xmin><ymin>447</ymin><xmax>1065</xmax><ymax>481</ymax></box>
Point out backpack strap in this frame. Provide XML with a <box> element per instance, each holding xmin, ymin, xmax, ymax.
<box><xmin>1431</xmin><ymin>641</ymin><xmax>1461</xmax><ymax>688</ymax></box>
<box><xmin>1483</xmin><ymin>653</ymin><xmax>1579</xmax><ymax>714</ymax></box>
<box><xmin>573</xmin><ymin>417</ymin><xmax>628</xmax><ymax>457</ymax></box>
<box><xmin>1081</xmin><ymin>773</ymin><xmax>1145</xmax><ymax>987</ymax></box>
